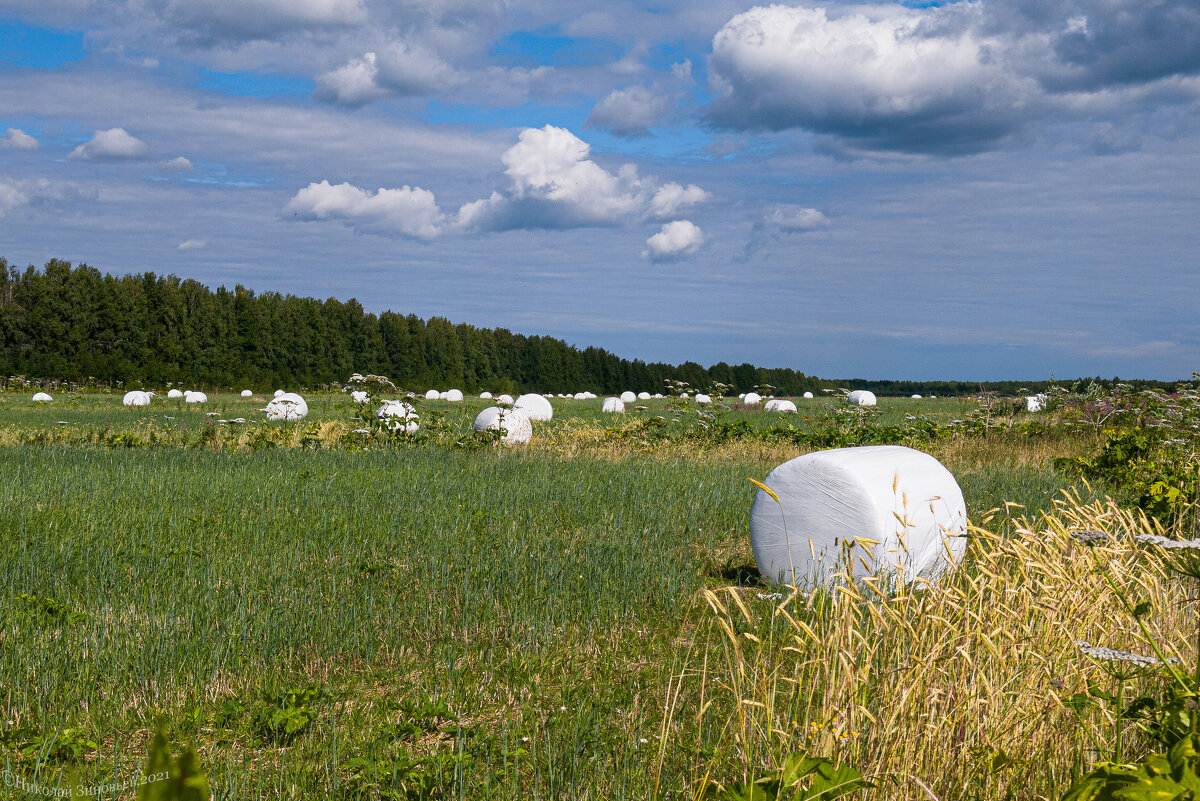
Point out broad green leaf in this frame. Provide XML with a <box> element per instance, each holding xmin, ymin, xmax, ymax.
<box><xmin>793</xmin><ymin>760</ymin><xmax>874</xmax><ymax>801</ymax></box>
<box><xmin>1061</xmin><ymin>736</ymin><xmax>1200</xmax><ymax>800</ymax></box>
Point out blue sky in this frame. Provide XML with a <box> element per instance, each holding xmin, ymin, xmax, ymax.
<box><xmin>0</xmin><ymin>0</ymin><xmax>1197</xmax><ymax>380</ymax></box>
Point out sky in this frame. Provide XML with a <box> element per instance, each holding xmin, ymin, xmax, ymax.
<box><xmin>0</xmin><ymin>0</ymin><xmax>1197</xmax><ymax>381</ymax></box>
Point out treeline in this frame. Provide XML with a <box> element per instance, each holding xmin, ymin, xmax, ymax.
<box><xmin>0</xmin><ymin>260</ymin><xmax>1178</xmax><ymax>396</ymax></box>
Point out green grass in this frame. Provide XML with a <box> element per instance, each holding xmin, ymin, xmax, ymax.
<box><xmin>0</xmin><ymin>392</ymin><xmax>1096</xmax><ymax>799</ymax></box>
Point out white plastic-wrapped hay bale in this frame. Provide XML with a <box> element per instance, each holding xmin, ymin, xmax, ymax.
<box><xmin>265</xmin><ymin>392</ymin><xmax>309</xmax><ymax>421</ymax></box>
<box><xmin>847</xmin><ymin>390</ymin><xmax>877</xmax><ymax>407</ymax></box>
<box><xmin>620</xmin><ymin>391</ymin><xmax>637</xmax><ymax>403</ymax></box>
<box><xmin>184</xmin><ymin>391</ymin><xmax>207</xmax><ymax>404</ymax></box>
<box><xmin>750</xmin><ymin>445</ymin><xmax>967</xmax><ymax>586</ymax></box>
<box><xmin>496</xmin><ymin>393</ymin><xmax>515</xmax><ymax>405</ymax></box>
<box><xmin>480</xmin><ymin>391</ymin><xmax>493</xmax><ymax>399</ymax></box>
<box><xmin>601</xmin><ymin>397</ymin><xmax>625</xmax><ymax>413</ymax></box>
<box><xmin>1026</xmin><ymin>394</ymin><xmax>1047</xmax><ymax>412</ymax></box>
<box><xmin>514</xmin><ymin>393</ymin><xmax>553</xmax><ymax>421</ymax></box>
<box><xmin>274</xmin><ymin>389</ymin><xmax>285</xmax><ymax>398</ymax></box>
<box><xmin>764</xmin><ymin>399</ymin><xmax>797</xmax><ymax>412</ymax></box>
<box><xmin>695</xmin><ymin>393</ymin><xmax>712</xmax><ymax>404</ymax></box>
<box><xmin>350</xmin><ymin>390</ymin><xmax>368</xmax><ymax>403</ymax></box>
<box><xmin>637</xmin><ymin>391</ymin><xmax>652</xmax><ymax>400</ymax></box>
<box><xmin>123</xmin><ymin>391</ymin><xmax>151</xmax><ymax>407</ymax></box>
<box><xmin>32</xmin><ymin>392</ymin><xmax>52</xmax><ymax>402</ymax></box>
<box><xmin>425</xmin><ymin>389</ymin><xmax>440</xmax><ymax>400</ymax></box>
<box><xmin>377</xmin><ymin>400</ymin><xmax>419</xmax><ymax>432</ymax></box>
<box><xmin>167</xmin><ymin>388</ymin><xmax>184</xmax><ymax>399</ymax></box>
<box><xmin>738</xmin><ymin>393</ymin><xmax>745</xmax><ymax>399</ymax></box>
<box><xmin>473</xmin><ymin>406</ymin><xmax>532</xmax><ymax>446</ymax></box>
<box><xmin>743</xmin><ymin>392</ymin><xmax>762</xmax><ymax>405</ymax></box>
<box><xmin>803</xmin><ymin>392</ymin><xmax>814</xmax><ymax>399</ymax></box>
<box><xmin>446</xmin><ymin>389</ymin><xmax>464</xmax><ymax>402</ymax></box>
<box><xmin>573</xmin><ymin>392</ymin><xmax>587</xmax><ymax>400</ymax></box>
<box><xmin>653</xmin><ymin>393</ymin><xmax>663</xmax><ymax>399</ymax></box>
<box><xmin>241</xmin><ymin>389</ymin><xmax>254</xmax><ymax>398</ymax></box>
<box><xmin>911</xmin><ymin>394</ymin><xmax>923</xmax><ymax>399</ymax></box>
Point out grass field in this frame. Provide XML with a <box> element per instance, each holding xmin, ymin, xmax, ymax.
<box><xmin>2</xmin><ymin>389</ymin><xmax>1190</xmax><ymax>800</ymax></box>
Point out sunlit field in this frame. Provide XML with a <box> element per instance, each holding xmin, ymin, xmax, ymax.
<box><xmin>2</xmin><ymin>386</ymin><xmax>1195</xmax><ymax>800</ymax></box>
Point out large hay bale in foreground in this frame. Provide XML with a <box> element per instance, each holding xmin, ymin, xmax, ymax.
<box><xmin>123</xmin><ymin>391</ymin><xmax>151</xmax><ymax>407</ymax></box>
<box><xmin>265</xmin><ymin>392</ymin><xmax>309</xmax><ymax>421</ymax></box>
<box><xmin>514</xmin><ymin>393</ymin><xmax>553</xmax><ymax>421</ymax></box>
<box><xmin>473</xmin><ymin>407</ymin><xmax>532</xmax><ymax>445</ymax></box>
<box><xmin>750</xmin><ymin>445</ymin><xmax>967</xmax><ymax>586</ymax></box>
<box><xmin>764</xmin><ymin>399</ymin><xmax>796</xmax><ymax>412</ymax></box>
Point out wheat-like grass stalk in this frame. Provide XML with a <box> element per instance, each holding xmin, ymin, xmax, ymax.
<box><xmin>692</xmin><ymin>492</ymin><xmax>1191</xmax><ymax>800</ymax></box>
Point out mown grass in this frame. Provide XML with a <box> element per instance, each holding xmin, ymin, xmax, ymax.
<box><xmin>0</xmin><ymin>391</ymin><xmax>1137</xmax><ymax>800</ymax></box>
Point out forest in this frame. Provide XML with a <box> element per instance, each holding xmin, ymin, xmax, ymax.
<box><xmin>0</xmin><ymin>259</ymin><xmax>1165</xmax><ymax>396</ymax></box>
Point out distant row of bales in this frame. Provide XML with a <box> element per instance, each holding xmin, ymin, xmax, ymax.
<box><xmin>24</xmin><ymin>387</ymin><xmax>955</xmax><ymax>414</ymax></box>
<box><xmin>26</xmin><ymin>387</ymin><xmax>1002</xmax><ymax>449</ymax></box>
<box><xmin>30</xmin><ymin>387</ymin><xmax>310</xmax><ymax>420</ymax></box>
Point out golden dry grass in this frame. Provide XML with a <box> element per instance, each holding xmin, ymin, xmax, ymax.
<box><xmin>688</xmin><ymin>492</ymin><xmax>1193</xmax><ymax>800</ymax></box>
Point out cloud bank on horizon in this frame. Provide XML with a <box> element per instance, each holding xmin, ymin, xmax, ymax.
<box><xmin>0</xmin><ymin>0</ymin><xmax>1196</xmax><ymax>379</ymax></box>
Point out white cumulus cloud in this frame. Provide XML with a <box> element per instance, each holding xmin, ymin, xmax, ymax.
<box><xmin>314</xmin><ymin>52</ymin><xmax>391</xmax><ymax>106</ymax></box>
<box><xmin>284</xmin><ymin>179</ymin><xmax>443</xmax><ymax>240</ymax></box>
<box><xmin>649</xmin><ymin>183</ymin><xmax>710</xmax><ymax>220</ymax></box>
<box><xmin>706</xmin><ymin>1</ymin><xmax>1200</xmax><ymax>154</ymax></box>
<box><xmin>161</xmin><ymin>156</ymin><xmax>193</xmax><ymax>170</ymax></box>
<box><xmin>177</xmin><ymin>239</ymin><xmax>207</xmax><ymax>250</ymax></box>
<box><xmin>69</xmin><ymin>128</ymin><xmax>150</xmax><ymax>161</ymax></box>
<box><xmin>456</xmin><ymin>126</ymin><xmax>708</xmax><ymax>233</ymax></box>
<box><xmin>586</xmin><ymin>86</ymin><xmax>673</xmax><ymax>138</ymax></box>
<box><xmin>315</xmin><ymin>44</ymin><xmax>463</xmax><ymax>105</ymax></box>
<box><xmin>706</xmin><ymin>5</ymin><xmax>1031</xmax><ymax>153</ymax></box>
<box><xmin>0</xmin><ymin>182</ymin><xmax>29</xmax><ymax>216</ymax></box>
<box><xmin>2</xmin><ymin>128</ymin><xmax>38</xmax><ymax>150</ymax></box>
<box><xmin>761</xmin><ymin>205</ymin><xmax>829</xmax><ymax>232</ymax></box>
<box><xmin>644</xmin><ymin>220</ymin><xmax>704</xmax><ymax>262</ymax></box>
<box><xmin>457</xmin><ymin>125</ymin><xmax>647</xmax><ymax>231</ymax></box>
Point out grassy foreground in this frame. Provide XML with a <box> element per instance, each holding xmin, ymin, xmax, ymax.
<box><xmin>0</xmin><ymin>390</ymin><xmax>1188</xmax><ymax>800</ymax></box>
